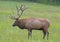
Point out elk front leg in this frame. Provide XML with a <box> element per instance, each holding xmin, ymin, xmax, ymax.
<box><xmin>43</xmin><ymin>30</ymin><xmax>46</xmax><ymax>39</ymax></box>
<box><xmin>28</xmin><ymin>29</ymin><xmax>32</xmax><ymax>39</ymax></box>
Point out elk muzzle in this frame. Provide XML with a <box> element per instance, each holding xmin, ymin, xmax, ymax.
<box><xmin>12</xmin><ymin>22</ymin><xmax>16</xmax><ymax>27</ymax></box>
<box><xmin>12</xmin><ymin>24</ymin><xmax>16</xmax><ymax>27</ymax></box>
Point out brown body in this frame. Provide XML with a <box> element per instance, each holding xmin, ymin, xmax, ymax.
<box><xmin>11</xmin><ymin>5</ymin><xmax>50</xmax><ymax>39</ymax></box>
<box><xmin>13</xmin><ymin>18</ymin><xmax>50</xmax><ymax>39</ymax></box>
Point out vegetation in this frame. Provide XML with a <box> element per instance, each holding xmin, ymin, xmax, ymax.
<box><xmin>0</xmin><ymin>0</ymin><xmax>60</xmax><ymax>5</ymax></box>
<box><xmin>0</xmin><ymin>1</ymin><xmax>60</xmax><ymax>42</ymax></box>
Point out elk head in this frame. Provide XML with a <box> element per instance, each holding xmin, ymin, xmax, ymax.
<box><xmin>10</xmin><ymin>4</ymin><xmax>27</xmax><ymax>27</ymax></box>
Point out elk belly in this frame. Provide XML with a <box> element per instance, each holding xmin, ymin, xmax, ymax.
<box><xmin>26</xmin><ymin>20</ymin><xmax>43</xmax><ymax>29</ymax></box>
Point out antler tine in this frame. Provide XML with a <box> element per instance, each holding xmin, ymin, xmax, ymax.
<box><xmin>16</xmin><ymin>4</ymin><xmax>28</xmax><ymax>19</ymax></box>
<box><xmin>16</xmin><ymin>4</ymin><xmax>23</xmax><ymax>18</ymax></box>
<box><xmin>20</xmin><ymin>4</ymin><xmax>28</xmax><ymax>12</ymax></box>
<box><xmin>20</xmin><ymin>4</ymin><xmax>23</xmax><ymax>10</ymax></box>
<box><xmin>10</xmin><ymin>13</ymin><xmax>17</xmax><ymax>20</ymax></box>
<box><xmin>16</xmin><ymin>5</ymin><xmax>18</xmax><ymax>10</ymax></box>
<box><xmin>16</xmin><ymin>5</ymin><xmax>19</xmax><ymax>15</ymax></box>
<box><xmin>22</xmin><ymin>5</ymin><xmax>28</xmax><ymax>11</ymax></box>
<box><xmin>19</xmin><ymin>4</ymin><xmax>28</xmax><ymax>14</ymax></box>
<box><xmin>10</xmin><ymin>15</ymin><xmax>15</xmax><ymax>20</ymax></box>
<box><xmin>10</xmin><ymin>8</ymin><xmax>18</xmax><ymax>20</ymax></box>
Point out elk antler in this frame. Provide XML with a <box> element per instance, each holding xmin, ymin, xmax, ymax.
<box><xmin>16</xmin><ymin>4</ymin><xmax>28</xmax><ymax>18</ymax></box>
<box><xmin>10</xmin><ymin>4</ymin><xmax>28</xmax><ymax>20</ymax></box>
<box><xmin>10</xmin><ymin>10</ymin><xmax>19</xmax><ymax>20</ymax></box>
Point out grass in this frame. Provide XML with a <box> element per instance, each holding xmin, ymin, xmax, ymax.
<box><xmin>0</xmin><ymin>1</ymin><xmax>60</xmax><ymax>42</ymax></box>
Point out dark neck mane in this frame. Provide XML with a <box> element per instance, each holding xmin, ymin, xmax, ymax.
<box><xmin>17</xmin><ymin>19</ymin><xmax>24</xmax><ymax>29</ymax></box>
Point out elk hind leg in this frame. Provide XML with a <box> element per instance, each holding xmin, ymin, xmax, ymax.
<box><xmin>47</xmin><ymin>31</ymin><xmax>49</xmax><ymax>39</ymax></box>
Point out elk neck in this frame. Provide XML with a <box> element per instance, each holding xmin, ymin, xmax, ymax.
<box><xmin>17</xmin><ymin>19</ymin><xmax>25</xmax><ymax>29</ymax></box>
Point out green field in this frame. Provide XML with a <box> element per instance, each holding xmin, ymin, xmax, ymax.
<box><xmin>0</xmin><ymin>1</ymin><xmax>60</xmax><ymax>42</ymax></box>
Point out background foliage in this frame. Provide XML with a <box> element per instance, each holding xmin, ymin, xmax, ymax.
<box><xmin>0</xmin><ymin>0</ymin><xmax>60</xmax><ymax>5</ymax></box>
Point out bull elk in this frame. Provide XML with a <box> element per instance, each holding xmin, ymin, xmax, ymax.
<box><xmin>10</xmin><ymin>4</ymin><xmax>50</xmax><ymax>39</ymax></box>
